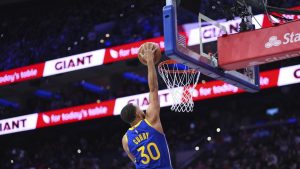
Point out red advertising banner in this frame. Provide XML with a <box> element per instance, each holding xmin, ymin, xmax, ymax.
<box><xmin>218</xmin><ymin>20</ymin><xmax>300</xmax><ymax>70</ymax></box>
<box><xmin>36</xmin><ymin>100</ymin><xmax>115</xmax><ymax>128</ymax></box>
<box><xmin>103</xmin><ymin>37</ymin><xmax>165</xmax><ymax>64</ymax></box>
<box><xmin>0</xmin><ymin>13</ymin><xmax>288</xmax><ymax>87</ymax></box>
<box><xmin>260</xmin><ymin>69</ymin><xmax>280</xmax><ymax>89</ymax></box>
<box><xmin>0</xmin><ymin>63</ymin><xmax>45</xmax><ymax>86</ymax></box>
<box><xmin>0</xmin><ymin>64</ymin><xmax>299</xmax><ymax>136</ymax></box>
<box><xmin>191</xmin><ymin>69</ymin><xmax>279</xmax><ymax>101</ymax></box>
<box><xmin>192</xmin><ymin>80</ymin><xmax>243</xmax><ymax>101</ymax></box>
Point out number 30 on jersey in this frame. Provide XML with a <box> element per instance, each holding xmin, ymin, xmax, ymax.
<box><xmin>137</xmin><ymin>142</ymin><xmax>161</xmax><ymax>164</ymax></box>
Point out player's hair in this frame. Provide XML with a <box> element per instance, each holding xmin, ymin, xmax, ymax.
<box><xmin>121</xmin><ymin>103</ymin><xmax>137</xmax><ymax>124</ymax></box>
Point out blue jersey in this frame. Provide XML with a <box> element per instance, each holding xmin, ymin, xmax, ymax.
<box><xmin>126</xmin><ymin>119</ymin><xmax>172</xmax><ymax>169</ymax></box>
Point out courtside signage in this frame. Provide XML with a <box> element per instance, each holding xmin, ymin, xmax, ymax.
<box><xmin>191</xmin><ymin>81</ymin><xmax>242</xmax><ymax>100</ymax></box>
<box><xmin>277</xmin><ymin>64</ymin><xmax>300</xmax><ymax>86</ymax></box>
<box><xmin>0</xmin><ymin>114</ymin><xmax>38</xmax><ymax>135</ymax></box>
<box><xmin>36</xmin><ymin>101</ymin><xmax>115</xmax><ymax>128</ymax></box>
<box><xmin>113</xmin><ymin>89</ymin><xmax>173</xmax><ymax>115</ymax></box>
<box><xmin>43</xmin><ymin>49</ymin><xmax>106</xmax><ymax>76</ymax></box>
<box><xmin>0</xmin><ymin>63</ymin><xmax>45</xmax><ymax>86</ymax></box>
<box><xmin>191</xmin><ymin>69</ymin><xmax>279</xmax><ymax>100</ymax></box>
<box><xmin>0</xmin><ymin>15</ymin><xmax>266</xmax><ymax>86</ymax></box>
<box><xmin>103</xmin><ymin>37</ymin><xmax>165</xmax><ymax>64</ymax></box>
<box><xmin>185</xmin><ymin>14</ymin><xmax>264</xmax><ymax>46</ymax></box>
<box><xmin>0</xmin><ymin>64</ymin><xmax>299</xmax><ymax>135</ymax></box>
<box><xmin>259</xmin><ymin>69</ymin><xmax>280</xmax><ymax>89</ymax></box>
<box><xmin>0</xmin><ymin>12</ymin><xmax>299</xmax><ymax>86</ymax></box>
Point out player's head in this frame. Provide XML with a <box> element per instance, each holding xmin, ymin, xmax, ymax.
<box><xmin>121</xmin><ymin>103</ymin><xmax>145</xmax><ymax>125</ymax></box>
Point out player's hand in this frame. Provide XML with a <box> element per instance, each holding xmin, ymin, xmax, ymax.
<box><xmin>139</xmin><ymin>43</ymin><xmax>157</xmax><ymax>63</ymax></box>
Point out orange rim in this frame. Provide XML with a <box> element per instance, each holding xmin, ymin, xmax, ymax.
<box><xmin>158</xmin><ymin>60</ymin><xmax>199</xmax><ymax>74</ymax></box>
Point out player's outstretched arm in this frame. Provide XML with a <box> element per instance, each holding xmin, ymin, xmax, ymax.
<box><xmin>140</xmin><ymin>43</ymin><xmax>164</xmax><ymax>133</ymax></box>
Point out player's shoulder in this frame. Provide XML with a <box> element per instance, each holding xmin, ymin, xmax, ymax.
<box><xmin>144</xmin><ymin>118</ymin><xmax>165</xmax><ymax>134</ymax></box>
<box><xmin>143</xmin><ymin>118</ymin><xmax>154</xmax><ymax>127</ymax></box>
<box><xmin>122</xmin><ymin>133</ymin><xmax>128</xmax><ymax>142</ymax></box>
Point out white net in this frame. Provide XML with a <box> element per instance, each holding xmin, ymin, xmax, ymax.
<box><xmin>158</xmin><ymin>60</ymin><xmax>201</xmax><ymax>112</ymax></box>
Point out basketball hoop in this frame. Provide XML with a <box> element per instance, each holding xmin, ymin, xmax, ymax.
<box><xmin>158</xmin><ymin>60</ymin><xmax>201</xmax><ymax>112</ymax></box>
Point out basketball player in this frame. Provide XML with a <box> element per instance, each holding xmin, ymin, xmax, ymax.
<box><xmin>121</xmin><ymin>43</ymin><xmax>173</xmax><ymax>169</ymax></box>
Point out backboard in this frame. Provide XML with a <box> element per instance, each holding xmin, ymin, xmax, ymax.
<box><xmin>163</xmin><ymin>0</ymin><xmax>260</xmax><ymax>92</ymax></box>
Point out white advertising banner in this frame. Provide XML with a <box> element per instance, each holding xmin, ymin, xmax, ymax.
<box><xmin>0</xmin><ymin>114</ymin><xmax>38</xmax><ymax>135</ymax></box>
<box><xmin>113</xmin><ymin>89</ymin><xmax>175</xmax><ymax>115</ymax></box>
<box><xmin>277</xmin><ymin>64</ymin><xmax>300</xmax><ymax>86</ymax></box>
<box><xmin>43</xmin><ymin>49</ymin><xmax>106</xmax><ymax>77</ymax></box>
<box><xmin>184</xmin><ymin>14</ymin><xmax>264</xmax><ymax>46</ymax></box>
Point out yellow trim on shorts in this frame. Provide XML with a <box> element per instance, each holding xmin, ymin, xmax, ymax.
<box><xmin>144</xmin><ymin>119</ymin><xmax>153</xmax><ymax>127</ymax></box>
<box><xmin>129</xmin><ymin>120</ymin><xmax>142</xmax><ymax>130</ymax></box>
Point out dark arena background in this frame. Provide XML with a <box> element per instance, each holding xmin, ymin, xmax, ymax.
<box><xmin>0</xmin><ymin>0</ymin><xmax>300</xmax><ymax>169</ymax></box>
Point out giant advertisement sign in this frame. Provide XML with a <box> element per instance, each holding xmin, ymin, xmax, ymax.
<box><xmin>0</xmin><ymin>12</ymin><xmax>299</xmax><ymax>86</ymax></box>
<box><xmin>0</xmin><ymin>64</ymin><xmax>299</xmax><ymax>135</ymax></box>
<box><xmin>277</xmin><ymin>64</ymin><xmax>300</xmax><ymax>86</ymax></box>
<box><xmin>43</xmin><ymin>49</ymin><xmax>106</xmax><ymax>77</ymax></box>
<box><xmin>184</xmin><ymin>15</ymin><xmax>264</xmax><ymax>46</ymax></box>
<box><xmin>113</xmin><ymin>89</ymin><xmax>173</xmax><ymax>115</ymax></box>
<box><xmin>0</xmin><ymin>114</ymin><xmax>38</xmax><ymax>135</ymax></box>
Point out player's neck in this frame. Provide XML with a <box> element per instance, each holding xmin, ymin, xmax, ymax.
<box><xmin>130</xmin><ymin>118</ymin><xmax>142</xmax><ymax>127</ymax></box>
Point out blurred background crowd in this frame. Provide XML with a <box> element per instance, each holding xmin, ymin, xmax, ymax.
<box><xmin>0</xmin><ymin>0</ymin><xmax>300</xmax><ymax>168</ymax></box>
<box><xmin>1</xmin><ymin>85</ymin><xmax>299</xmax><ymax>169</ymax></box>
<box><xmin>1</xmin><ymin>0</ymin><xmax>299</xmax><ymax>70</ymax></box>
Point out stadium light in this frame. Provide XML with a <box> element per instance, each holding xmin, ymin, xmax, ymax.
<box><xmin>266</xmin><ymin>107</ymin><xmax>279</xmax><ymax>116</ymax></box>
<box><xmin>0</xmin><ymin>98</ymin><xmax>19</xmax><ymax>109</ymax></box>
<box><xmin>123</xmin><ymin>72</ymin><xmax>148</xmax><ymax>84</ymax></box>
<box><xmin>35</xmin><ymin>90</ymin><xmax>61</xmax><ymax>99</ymax></box>
<box><xmin>80</xmin><ymin>81</ymin><xmax>106</xmax><ymax>94</ymax></box>
<box><xmin>105</xmin><ymin>40</ymin><xmax>112</xmax><ymax>46</ymax></box>
<box><xmin>288</xmin><ymin>118</ymin><xmax>297</xmax><ymax>124</ymax></box>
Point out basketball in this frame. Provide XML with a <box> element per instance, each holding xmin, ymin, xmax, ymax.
<box><xmin>138</xmin><ymin>42</ymin><xmax>162</xmax><ymax>65</ymax></box>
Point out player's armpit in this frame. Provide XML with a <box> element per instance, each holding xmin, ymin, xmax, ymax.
<box><xmin>122</xmin><ymin>134</ymin><xmax>136</xmax><ymax>163</ymax></box>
